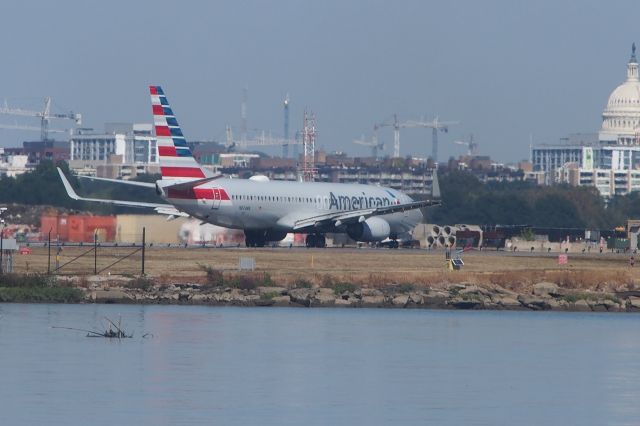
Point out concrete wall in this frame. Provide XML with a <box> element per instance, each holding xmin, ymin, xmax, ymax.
<box><xmin>116</xmin><ymin>215</ymin><xmax>188</xmax><ymax>244</ymax></box>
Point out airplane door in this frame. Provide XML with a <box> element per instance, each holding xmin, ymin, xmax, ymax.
<box><xmin>212</xmin><ymin>188</ymin><xmax>221</xmax><ymax>209</ymax></box>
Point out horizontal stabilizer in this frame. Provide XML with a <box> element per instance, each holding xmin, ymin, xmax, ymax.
<box><xmin>161</xmin><ymin>175</ymin><xmax>223</xmax><ymax>191</ymax></box>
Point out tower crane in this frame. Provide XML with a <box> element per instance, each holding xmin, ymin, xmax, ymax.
<box><xmin>353</xmin><ymin>124</ymin><xmax>385</xmax><ymax>158</ymax></box>
<box><xmin>0</xmin><ymin>97</ymin><xmax>81</xmax><ymax>141</ymax></box>
<box><xmin>225</xmin><ymin>126</ymin><xmax>300</xmax><ymax>150</ymax></box>
<box><xmin>453</xmin><ymin>134</ymin><xmax>478</xmax><ymax>156</ymax></box>
<box><xmin>378</xmin><ymin>115</ymin><xmax>408</xmax><ymax>158</ymax></box>
<box><xmin>402</xmin><ymin>116</ymin><xmax>459</xmax><ymax>162</ymax></box>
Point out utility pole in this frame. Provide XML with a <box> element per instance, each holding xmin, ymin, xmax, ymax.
<box><xmin>47</xmin><ymin>228</ymin><xmax>52</xmax><ymax>274</ymax></box>
<box><xmin>94</xmin><ymin>232</ymin><xmax>98</xmax><ymax>275</ymax></box>
<box><xmin>283</xmin><ymin>94</ymin><xmax>290</xmax><ymax>158</ymax></box>
<box><xmin>141</xmin><ymin>227</ymin><xmax>146</xmax><ymax>276</ymax></box>
<box><xmin>0</xmin><ymin>224</ymin><xmax>4</xmax><ymax>275</ymax></box>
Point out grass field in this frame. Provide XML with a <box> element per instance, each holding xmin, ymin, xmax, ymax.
<box><xmin>11</xmin><ymin>246</ymin><xmax>640</xmax><ymax>293</ymax></box>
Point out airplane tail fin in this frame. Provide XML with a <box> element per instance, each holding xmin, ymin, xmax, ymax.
<box><xmin>150</xmin><ymin>85</ymin><xmax>210</xmax><ymax>180</ymax></box>
<box><xmin>432</xmin><ymin>170</ymin><xmax>441</xmax><ymax>199</ymax></box>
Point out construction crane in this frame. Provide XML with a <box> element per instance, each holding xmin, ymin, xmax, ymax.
<box><xmin>453</xmin><ymin>134</ymin><xmax>478</xmax><ymax>156</ymax></box>
<box><xmin>378</xmin><ymin>115</ymin><xmax>408</xmax><ymax>158</ymax></box>
<box><xmin>225</xmin><ymin>126</ymin><xmax>300</xmax><ymax>149</ymax></box>
<box><xmin>353</xmin><ymin>124</ymin><xmax>385</xmax><ymax>158</ymax></box>
<box><xmin>402</xmin><ymin>116</ymin><xmax>459</xmax><ymax>162</ymax></box>
<box><xmin>0</xmin><ymin>97</ymin><xmax>81</xmax><ymax>141</ymax></box>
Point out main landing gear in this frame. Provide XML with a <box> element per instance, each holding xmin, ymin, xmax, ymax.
<box><xmin>388</xmin><ymin>240</ymin><xmax>399</xmax><ymax>249</ymax></box>
<box><xmin>244</xmin><ymin>230</ymin><xmax>266</xmax><ymax>248</ymax></box>
<box><xmin>305</xmin><ymin>234</ymin><xmax>326</xmax><ymax>248</ymax></box>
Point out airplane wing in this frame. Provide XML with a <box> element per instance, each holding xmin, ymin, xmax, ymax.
<box><xmin>77</xmin><ymin>175</ymin><xmax>156</xmax><ymax>188</ymax></box>
<box><xmin>57</xmin><ymin>167</ymin><xmax>179</xmax><ymax>214</ymax></box>
<box><xmin>291</xmin><ymin>199</ymin><xmax>442</xmax><ymax>232</ymax></box>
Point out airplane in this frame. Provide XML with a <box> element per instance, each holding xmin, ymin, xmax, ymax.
<box><xmin>58</xmin><ymin>86</ymin><xmax>441</xmax><ymax>248</ymax></box>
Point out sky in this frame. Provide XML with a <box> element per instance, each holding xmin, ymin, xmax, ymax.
<box><xmin>0</xmin><ymin>0</ymin><xmax>639</xmax><ymax>163</ymax></box>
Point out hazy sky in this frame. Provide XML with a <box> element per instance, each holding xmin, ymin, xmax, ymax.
<box><xmin>0</xmin><ymin>0</ymin><xmax>639</xmax><ymax>162</ymax></box>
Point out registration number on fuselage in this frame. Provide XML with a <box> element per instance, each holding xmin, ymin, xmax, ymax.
<box><xmin>239</xmin><ymin>205</ymin><xmax>251</xmax><ymax>211</ymax></box>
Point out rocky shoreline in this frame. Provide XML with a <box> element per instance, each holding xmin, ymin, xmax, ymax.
<box><xmin>83</xmin><ymin>280</ymin><xmax>640</xmax><ymax>313</ymax></box>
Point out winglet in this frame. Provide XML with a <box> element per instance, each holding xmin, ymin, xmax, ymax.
<box><xmin>432</xmin><ymin>170</ymin><xmax>440</xmax><ymax>199</ymax></box>
<box><xmin>57</xmin><ymin>167</ymin><xmax>80</xmax><ymax>201</ymax></box>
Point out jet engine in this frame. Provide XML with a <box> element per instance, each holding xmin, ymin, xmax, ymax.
<box><xmin>264</xmin><ymin>229</ymin><xmax>287</xmax><ymax>242</ymax></box>
<box><xmin>346</xmin><ymin>217</ymin><xmax>391</xmax><ymax>242</ymax></box>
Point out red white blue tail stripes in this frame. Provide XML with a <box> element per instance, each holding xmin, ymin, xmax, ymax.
<box><xmin>150</xmin><ymin>86</ymin><xmax>206</xmax><ymax>179</ymax></box>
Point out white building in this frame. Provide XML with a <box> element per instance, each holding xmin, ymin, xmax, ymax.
<box><xmin>70</xmin><ymin>123</ymin><xmax>157</xmax><ymax>164</ymax></box>
<box><xmin>532</xmin><ymin>44</ymin><xmax>640</xmax><ymax>196</ymax></box>
<box><xmin>0</xmin><ymin>148</ymin><xmax>28</xmax><ymax>177</ymax></box>
<box><xmin>69</xmin><ymin>123</ymin><xmax>158</xmax><ymax>179</ymax></box>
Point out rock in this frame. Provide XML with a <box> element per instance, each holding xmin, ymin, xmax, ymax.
<box><xmin>572</xmin><ymin>299</ymin><xmax>592</xmax><ymax>311</ymax></box>
<box><xmin>91</xmin><ymin>289</ymin><xmax>132</xmax><ymax>303</ymax></box>
<box><xmin>312</xmin><ymin>290</ymin><xmax>336</xmax><ymax>306</ymax></box>
<box><xmin>546</xmin><ymin>298</ymin><xmax>561</xmax><ymax>310</ymax></box>
<box><xmin>334</xmin><ymin>298</ymin><xmax>354</xmax><ymax>306</ymax></box>
<box><xmin>215</xmin><ymin>290</ymin><xmax>241</xmax><ymax>303</ymax></box>
<box><xmin>459</xmin><ymin>285</ymin><xmax>490</xmax><ymax>297</ymax></box>
<box><xmin>178</xmin><ymin>291</ymin><xmax>190</xmax><ymax>302</ymax></box>
<box><xmin>491</xmin><ymin>286</ymin><xmax>518</xmax><ymax>297</ymax></box>
<box><xmin>289</xmin><ymin>288</ymin><xmax>314</xmax><ymax>307</ymax></box>
<box><xmin>361</xmin><ymin>295</ymin><xmax>385</xmax><ymax>306</ymax></box>
<box><xmin>191</xmin><ymin>294</ymin><xmax>210</xmax><ymax>303</ymax></box>
<box><xmin>448</xmin><ymin>297</ymin><xmax>483</xmax><ymax>309</ymax></box>
<box><xmin>533</xmin><ymin>282</ymin><xmax>559</xmax><ymax>297</ymax></box>
<box><xmin>408</xmin><ymin>292</ymin><xmax>424</xmax><ymax>305</ymax></box>
<box><xmin>423</xmin><ymin>291</ymin><xmax>449</xmax><ymax>308</ymax></box>
<box><xmin>495</xmin><ymin>296</ymin><xmax>522</xmax><ymax>310</ymax></box>
<box><xmin>391</xmin><ymin>295</ymin><xmax>409</xmax><ymax>307</ymax></box>
<box><xmin>254</xmin><ymin>298</ymin><xmax>275</xmax><ymax>306</ymax></box>
<box><xmin>627</xmin><ymin>296</ymin><xmax>640</xmax><ymax>310</ymax></box>
<box><xmin>517</xmin><ymin>295</ymin><xmax>551</xmax><ymax>310</ymax></box>
<box><xmin>271</xmin><ymin>295</ymin><xmax>291</xmax><ymax>305</ymax></box>
<box><xmin>361</xmin><ymin>288</ymin><xmax>383</xmax><ymax>297</ymax></box>
<box><xmin>340</xmin><ymin>292</ymin><xmax>352</xmax><ymax>300</ymax></box>
<box><xmin>257</xmin><ymin>286</ymin><xmax>287</xmax><ymax>296</ymax></box>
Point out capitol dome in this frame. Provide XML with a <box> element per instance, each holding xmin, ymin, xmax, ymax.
<box><xmin>600</xmin><ymin>43</ymin><xmax>640</xmax><ymax>145</ymax></box>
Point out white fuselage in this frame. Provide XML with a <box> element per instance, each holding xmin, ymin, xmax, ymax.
<box><xmin>159</xmin><ymin>178</ymin><xmax>423</xmax><ymax>238</ymax></box>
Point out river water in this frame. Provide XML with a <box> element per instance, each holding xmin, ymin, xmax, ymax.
<box><xmin>0</xmin><ymin>304</ymin><xmax>639</xmax><ymax>425</ymax></box>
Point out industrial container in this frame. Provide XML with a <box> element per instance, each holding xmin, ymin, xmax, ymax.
<box><xmin>40</xmin><ymin>214</ymin><xmax>116</xmax><ymax>243</ymax></box>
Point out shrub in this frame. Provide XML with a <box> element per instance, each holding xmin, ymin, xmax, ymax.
<box><xmin>261</xmin><ymin>272</ymin><xmax>274</xmax><ymax>287</ymax></box>
<box><xmin>126</xmin><ymin>276</ymin><xmax>154</xmax><ymax>291</ymax></box>
<box><xmin>199</xmin><ymin>264</ymin><xmax>224</xmax><ymax>287</ymax></box>
<box><xmin>0</xmin><ymin>287</ymin><xmax>84</xmax><ymax>303</ymax></box>
<box><xmin>294</xmin><ymin>278</ymin><xmax>313</xmax><ymax>289</ymax></box>
<box><xmin>0</xmin><ymin>273</ymin><xmax>54</xmax><ymax>288</ymax></box>
<box><xmin>321</xmin><ymin>274</ymin><xmax>334</xmax><ymax>288</ymax></box>
<box><xmin>397</xmin><ymin>283</ymin><xmax>415</xmax><ymax>293</ymax></box>
<box><xmin>260</xmin><ymin>291</ymin><xmax>280</xmax><ymax>300</ymax></box>
<box><xmin>332</xmin><ymin>282</ymin><xmax>357</xmax><ymax>295</ymax></box>
<box><xmin>236</xmin><ymin>275</ymin><xmax>257</xmax><ymax>290</ymax></box>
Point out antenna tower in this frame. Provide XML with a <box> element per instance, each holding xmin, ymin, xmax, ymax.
<box><xmin>240</xmin><ymin>86</ymin><xmax>248</xmax><ymax>141</ymax></box>
<box><xmin>301</xmin><ymin>110</ymin><xmax>317</xmax><ymax>182</ymax></box>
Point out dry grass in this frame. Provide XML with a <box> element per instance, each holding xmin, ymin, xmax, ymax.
<box><xmin>10</xmin><ymin>246</ymin><xmax>640</xmax><ymax>291</ymax></box>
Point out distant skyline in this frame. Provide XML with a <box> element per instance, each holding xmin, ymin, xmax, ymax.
<box><xmin>0</xmin><ymin>0</ymin><xmax>639</xmax><ymax>162</ymax></box>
